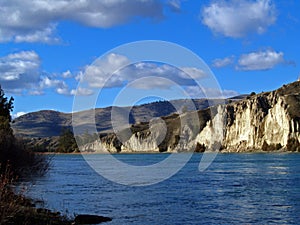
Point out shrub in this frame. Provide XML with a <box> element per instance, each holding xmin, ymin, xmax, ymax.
<box><xmin>286</xmin><ymin>138</ymin><xmax>300</xmax><ymax>152</ymax></box>
<box><xmin>262</xmin><ymin>141</ymin><xmax>283</xmax><ymax>151</ymax></box>
<box><xmin>57</xmin><ymin>129</ymin><xmax>78</xmax><ymax>153</ymax></box>
<box><xmin>195</xmin><ymin>142</ymin><xmax>206</xmax><ymax>153</ymax></box>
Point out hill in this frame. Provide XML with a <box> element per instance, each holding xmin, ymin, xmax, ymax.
<box><xmin>12</xmin><ymin>97</ymin><xmax>245</xmax><ymax>138</ymax></box>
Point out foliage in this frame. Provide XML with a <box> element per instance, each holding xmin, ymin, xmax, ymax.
<box><xmin>0</xmin><ymin>86</ymin><xmax>70</xmax><ymax>224</ymax></box>
<box><xmin>194</xmin><ymin>142</ymin><xmax>206</xmax><ymax>153</ymax></box>
<box><xmin>262</xmin><ymin>141</ymin><xmax>282</xmax><ymax>151</ymax></box>
<box><xmin>0</xmin><ymin>86</ymin><xmax>49</xmax><ymax>178</ymax></box>
<box><xmin>0</xmin><ymin>168</ymin><xmax>71</xmax><ymax>225</ymax></box>
<box><xmin>286</xmin><ymin>138</ymin><xmax>300</xmax><ymax>152</ymax></box>
<box><xmin>75</xmin><ymin>131</ymin><xmax>98</xmax><ymax>147</ymax></box>
<box><xmin>57</xmin><ymin>129</ymin><xmax>78</xmax><ymax>153</ymax></box>
<box><xmin>0</xmin><ymin>86</ymin><xmax>13</xmax><ymax>122</ymax></box>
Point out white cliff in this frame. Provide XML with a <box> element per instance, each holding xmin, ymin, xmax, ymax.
<box><xmin>82</xmin><ymin>81</ymin><xmax>300</xmax><ymax>153</ymax></box>
<box><xmin>196</xmin><ymin>81</ymin><xmax>300</xmax><ymax>152</ymax></box>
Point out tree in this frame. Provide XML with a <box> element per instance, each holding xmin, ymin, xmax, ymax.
<box><xmin>0</xmin><ymin>86</ymin><xmax>14</xmax><ymax>122</ymax></box>
<box><xmin>57</xmin><ymin>129</ymin><xmax>78</xmax><ymax>153</ymax></box>
<box><xmin>0</xmin><ymin>86</ymin><xmax>48</xmax><ymax>177</ymax></box>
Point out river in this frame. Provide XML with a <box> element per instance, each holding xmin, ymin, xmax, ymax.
<box><xmin>25</xmin><ymin>153</ymin><xmax>300</xmax><ymax>224</ymax></box>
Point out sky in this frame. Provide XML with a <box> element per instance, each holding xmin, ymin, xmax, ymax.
<box><xmin>0</xmin><ymin>0</ymin><xmax>299</xmax><ymax>117</ymax></box>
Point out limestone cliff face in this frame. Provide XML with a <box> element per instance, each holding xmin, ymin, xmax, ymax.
<box><xmin>82</xmin><ymin>81</ymin><xmax>300</xmax><ymax>153</ymax></box>
<box><xmin>196</xmin><ymin>81</ymin><xmax>300</xmax><ymax>152</ymax></box>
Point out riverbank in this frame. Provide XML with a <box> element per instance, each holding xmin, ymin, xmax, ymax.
<box><xmin>38</xmin><ymin>149</ymin><xmax>299</xmax><ymax>155</ymax></box>
<box><xmin>0</xmin><ymin>185</ymin><xmax>72</xmax><ymax>225</ymax></box>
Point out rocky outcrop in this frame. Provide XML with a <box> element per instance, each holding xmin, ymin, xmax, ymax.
<box><xmin>197</xmin><ymin>81</ymin><xmax>300</xmax><ymax>152</ymax></box>
<box><xmin>74</xmin><ymin>214</ymin><xmax>112</xmax><ymax>224</ymax></box>
<box><xmin>197</xmin><ymin>90</ymin><xmax>299</xmax><ymax>152</ymax></box>
<box><xmin>81</xmin><ymin>81</ymin><xmax>300</xmax><ymax>153</ymax></box>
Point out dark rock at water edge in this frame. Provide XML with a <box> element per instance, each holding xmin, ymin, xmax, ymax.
<box><xmin>74</xmin><ymin>214</ymin><xmax>112</xmax><ymax>224</ymax></box>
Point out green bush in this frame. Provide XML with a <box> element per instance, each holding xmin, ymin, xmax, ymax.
<box><xmin>57</xmin><ymin>129</ymin><xmax>78</xmax><ymax>153</ymax></box>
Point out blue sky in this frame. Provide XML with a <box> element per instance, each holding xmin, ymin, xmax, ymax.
<box><xmin>0</xmin><ymin>0</ymin><xmax>299</xmax><ymax>117</ymax></box>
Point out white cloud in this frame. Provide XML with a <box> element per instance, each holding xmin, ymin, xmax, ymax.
<box><xmin>212</xmin><ymin>56</ymin><xmax>235</xmax><ymax>68</ymax></box>
<box><xmin>181</xmin><ymin>67</ymin><xmax>207</xmax><ymax>79</ymax></box>
<box><xmin>237</xmin><ymin>49</ymin><xmax>285</xmax><ymax>71</ymax></box>
<box><xmin>0</xmin><ymin>0</ymin><xmax>164</xmax><ymax>43</ymax></box>
<box><xmin>186</xmin><ymin>86</ymin><xmax>239</xmax><ymax>99</ymax></box>
<box><xmin>14</xmin><ymin>24</ymin><xmax>60</xmax><ymax>43</ymax></box>
<box><xmin>28</xmin><ymin>90</ymin><xmax>44</xmax><ymax>96</ymax></box>
<box><xmin>81</xmin><ymin>53</ymin><xmax>131</xmax><ymax>88</ymax></box>
<box><xmin>39</xmin><ymin>76</ymin><xmax>93</xmax><ymax>96</ymax></box>
<box><xmin>61</xmin><ymin>70</ymin><xmax>73</xmax><ymax>78</ymax></box>
<box><xmin>70</xmin><ymin>87</ymin><xmax>94</xmax><ymax>96</ymax></box>
<box><xmin>0</xmin><ymin>51</ymin><xmax>41</xmax><ymax>93</ymax></box>
<box><xmin>40</xmin><ymin>76</ymin><xmax>71</xmax><ymax>95</ymax></box>
<box><xmin>12</xmin><ymin>111</ymin><xmax>27</xmax><ymax>119</ymax></box>
<box><xmin>80</xmin><ymin>53</ymin><xmax>208</xmax><ymax>90</ymax></box>
<box><xmin>202</xmin><ymin>0</ymin><xmax>276</xmax><ymax>38</ymax></box>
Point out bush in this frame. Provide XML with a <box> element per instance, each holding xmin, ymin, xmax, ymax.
<box><xmin>0</xmin><ymin>86</ymin><xmax>69</xmax><ymax>225</ymax></box>
<box><xmin>0</xmin><ymin>168</ymin><xmax>71</xmax><ymax>224</ymax></box>
<box><xmin>195</xmin><ymin>142</ymin><xmax>206</xmax><ymax>153</ymax></box>
<box><xmin>57</xmin><ymin>129</ymin><xmax>78</xmax><ymax>153</ymax></box>
<box><xmin>262</xmin><ymin>141</ymin><xmax>282</xmax><ymax>151</ymax></box>
<box><xmin>286</xmin><ymin>138</ymin><xmax>300</xmax><ymax>152</ymax></box>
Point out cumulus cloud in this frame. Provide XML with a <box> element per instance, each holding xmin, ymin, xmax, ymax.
<box><xmin>212</xmin><ymin>56</ymin><xmax>235</xmax><ymax>68</ymax></box>
<box><xmin>39</xmin><ymin>76</ymin><xmax>93</xmax><ymax>96</ymax></box>
<box><xmin>0</xmin><ymin>51</ymin><xmax>41</xmax><ymax>94</ymax></box>
<box><xmin>39</xmin><ymin>76</ymin><xmax>69</xmax><ymax>95</ymax></box>
<box><xmin>12</xmin><ymin>111</ymin><xmax>27</xmax><ymax>119</ymax></box>
<box><xmin>61</xmin><ymin>70</ymin><xmax>73</xmax><ymax>78</ymax></box>
<box><xmin>80</xmin><ymin>53</ymin><xmax>208</xmax><ymax>90</ymax></box>
<box><xmin>186</xmin><ymin>86</ymin><xmax>239</xmax><ymax>99</ymax></box>
<box><xmin>201</xmin><ymin>0</ymin><xmax>276</xmax><ymax>38</ymax></box>
<box><xmin>180</xmin><ymin>67</ymin><xmax>207</xmax><ymax>79</ymax></box>
<box><xmin>237</xmin><ymin>49</ymin><xmax>286</xmax><ymax>71</ymax></box>
<box><xmin>118</xmin><ymin>63</ymin><xmax>207</xmax><ymax>89</ymax></box>
<box><xmin>14</xmin><ymin>25</ymin><xmax>60</xmax><ymax>43</ymax></box>
<box><xmin>70</xmin><ymin>87</ymin><xmax>94</xmax><ymax>96</ymax></box>
<box><xmin>0</xmin><ymin>0</ymin><xmax>164</xmax><ymax>43</ymax></box>
<box><xmin>79</xmin><ymin>53</ymin><xmax>131</xmax><ymax>88</ymax></box>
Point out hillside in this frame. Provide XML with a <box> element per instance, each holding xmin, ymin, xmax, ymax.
<box><xmin>83</xmin><ymin>81</ymin><xmax>300</xmax><ymax>153</ymax></box>
<box><xmin>12</xmin><ymin>98</ymin><xmax>243</xmax><ymax>138</ymax></box>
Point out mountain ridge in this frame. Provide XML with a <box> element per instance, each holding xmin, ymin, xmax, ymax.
<box><xmin>12</xmin><ymin>97</ymin><xmax>245</xmax><ymax>138</ymax></box>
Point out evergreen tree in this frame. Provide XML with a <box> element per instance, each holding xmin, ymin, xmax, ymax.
<box><xmin>57</xmin><ymin>129</ymin><xmax>78</xmax><ymax>153</ymax></box>
<box><xmin>0</xmin><ymin>85</ymin><xmax>48</xmax><ymax>177</ymax></box>
<box><xmin>0</xmin><ymin>86</ymin><xmax>14</xmax><ymax>122</ymax></box>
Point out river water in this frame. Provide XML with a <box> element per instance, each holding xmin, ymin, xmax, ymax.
<box><xmin>25</xmin><ymin>153</ymin><xmax>300</xmax><ymax>224</ymax></box>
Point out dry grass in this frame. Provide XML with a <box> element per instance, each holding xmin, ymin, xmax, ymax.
<box><xmin>0</xmin><ymin>165</ymin><xmax>72</xmax><ymax>225</ymax></box>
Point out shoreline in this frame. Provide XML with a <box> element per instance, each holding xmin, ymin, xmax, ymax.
<box><xmin>37</xmin><ymin>150</ymin><xmax>299</xmax><ymax>155</ymax></box>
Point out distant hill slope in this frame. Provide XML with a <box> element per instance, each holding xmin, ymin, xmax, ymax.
<box><xmin>12</xmin><ymin>97</ymin><xmax>245</xmax><ymax>138</ymax></box>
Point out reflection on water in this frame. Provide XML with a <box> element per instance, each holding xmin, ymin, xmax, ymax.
<box><xmin>26</xmin><ymin>153</ymin><xmax>300</xmax><ymax>224</ymax></box>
